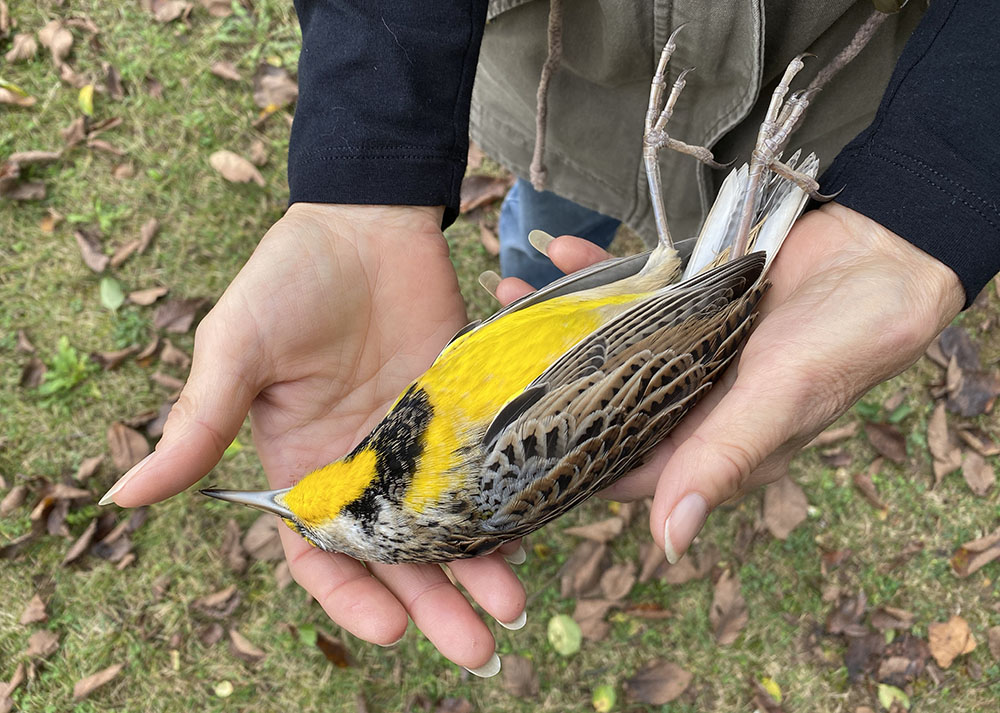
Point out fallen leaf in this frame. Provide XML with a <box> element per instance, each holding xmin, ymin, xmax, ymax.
<box><xmin>145</xmin><ymin>75</ymin><xmax>163</xmax><ymax>98</ymax></box>
<box><xmin>962</xmin><ymin>452</ymin><xmax>995</xmax><ymax>496</ymax></box>
<box><xmin>459</xmin><ymin>174</ymin><xmax>512</xmax><ymax>213</ymax></box>
<box><xmin>315</xmin><ymin>629</ymin><xmax>353</xmax><ymax>667</ymax></box>
<box><xmin>8</xmin><ymin>150</ymin><xmax>61</xmax><ymax>165</ymax></box>
<box><xmin>662</xmin><ymin>542</ymin><xmax>719</xmax><ymax>584</ymax></box>
<box><xmin>573</xmin><ymin>598</ymin><xmax>615</xmax><ymax>641</ymax></box>
<box><xmin>72</xmin><ymin>663</ymin><xmax>124</xmax><ymax>701</ymax></box>
<box><xmin>4</xmin><ymin>33</ymin><xmax>37</xmax><ymax>62</ymax></box>
<box><xmin>467</xmin><ymin>142</ymin><xmax>485</xmax><ymax>171</ymax></box>
<box><xmin>209</xmin><ymin>150</ymin><xmax>265</xmax><ymax>186</ymax></box>
<box><xmin>928</xmin><ymin>615</ymin><xmax>976</xmax><ymax>668</ymax></box>
<box><xmin>200</xmin><ymin>0</ymin><xmax>234</xmax><ymax>18</ymax></box>
<box><xmin>74</xmin><ymin>229</ymin><xmax>109</xmax><ymax>272</ymax></box>
<box><xmin>19</xmin><ymin>593</ymin><xmax>48</xmax><ymax>625</ymax></box>
<box><xmin>109</xmin><ymin>239</ymin><xmax>142</xmax><ymax>268</ymax></box>
<box><xmin>559</xmin><ymin>540</ymin><xmax>608</xmax><ymax>598</ymax></box>
<box><xmin>153</xmin><ymin>297</ymin><xmax>207</xmax><ymax>333</ymax></box>
<box><xmin>434</xmin><ymin>698</ymin><xmax>473</xmax><ymax>713</ymax></box>
<box><xmin>762</xmin><ymin>476</ymin><xmax>808</xmax><ymax>539</ymax></box>
<box><xmin>750</xmin><ymin>678</ymin><xmax>785</xmax><ymax>713</ymax></box>
<box><xmin>16</xmin><ymin>329</ymin><xmax>35</xmax><ymax>353</ymax></box>
<box><xmin>112</xmin><ymin>162</ymin><xmax>134</xmax><ymax>179</ymax></box>
<box><xmin>870</xmin><ymin>606</ymin><xmax>914</xmax><ymax>631</ymax></box>
<box><xmin>19</xmin><ymin>356</ymin><xmax>45</xmax><ymax>388</ymax></box>
<box><xmin>107</xmin><ymin>422</ymin><xmax>150</xmax><ymax>471</ymax></box>
<box><xmin>0</xmin><ymin>662</ymin><xmax>26</xmax><ymax>713</ymax></box>
<box><xmin>826</xmin><ymin>591</ymin><xmax>868</xmax><ymax>636</ymax></box>
<box><xmin>74</xmin><ymin>454</ymin><xmax>105</xmax><ymax>481</ymax></box>
<box><xmin>987</xmin><ymin>626</ymin><xmax>1000</xmax><ymax>661</ymax></box>
<box><xmin>252</xmin><ymin>64</ymin><xmax>298</xmax><ymax>109</ymax></box>
<box><xmin>62</xmin><ymin>116</ymin><xmax>87</xmax><ymax>147</ymax></box>
<box><xmin>819</xmin><ymin>448</ymin><xmax>853</xmax><ymax>468</ymax></box>
<box><xmin>243</xmin><ymin>514</ymin><xmax>283</xmax><ymax>561</ymax></box>
<box><xmin>500</xmin><ymin>654</ymin><xmax>539</xmax><ymax>698</ymax></box>
<box><xmin>87</xmin><ymin>138</ymin><xmax>126</xmax><ymax>156</ymax></box>
<box><xmin>877</xmin><ymin>633</ymin><xmax>929</xmax><ymax>687</ymax></box>
<box><xmin>78</xmin><ymin>84</ymin><xmax>95</xmax><ymax>116</ymax></box>
<box><xmin>152</xmin><ymin>371</ymin><xmax>184</xmax><ymax>391</ymax></box>
<box><xmin>47</xmin><ymin>499</ymin><xmax>71</xmax><ymax>537</ymax></box>
<box><xmin>0</xmin><ymin>86</ymin><xmax>35</xmax><ymax>107</ymax></box>
<box><xmin>479</xmin><ymin>223</ymin><xmax>500</xmax><ymax>256</ymax></box>
<box><xmin>144</xmin><ymin>398</ymin><xmax>175</xmax><ymax>438</ymax></box>
<box><xmin>129</xmin><ymin>285</ymin><xmax>169</xmax><ymax>306</ymax></box>
<box><xmin>807</xmin><ymin>421</ymin><xmax>858</xmax><ymax>448</ymax></box>
<box><xmin>247</xmin><ymin>141</ymin><xmax>268</xmax><ymax>168</ymax></box>
<box><xmin>958</xmin><ymin>427</ymin><xmax>1000</xmax><ymax>457</ymax></box>
<box><xmin>38</xmin><ymin>19</ymin><xmax>73</xmax><ymax>65</ymax></box>
<box><xmin>563</xmin><ymin>516</ymin><xmax>624</xmax><ymax>543</ymax></box>
<box><xmin>192</xmin><ymin>585</ymin><xmax>240</xmax><ymax>619</ymax></box>
<box><xmin>274</xmin><ymin>560</ymin><xmax>292</xmax><ymax>589</ymax></box>
<box><xmin>198</xmin><ymin>622</ymin><xmax>224</xmax><ymax>647</ymax></box>
<box><xmin>927</xmin><ymin>403</ymin><xmax>963</xmax><ymax>484</ymax></box>
<box><xmin>152</xmin><ymin>0</ymin><xmax>191</xmax><ymax>23</ymax></box>
<box><xmin>1</xmin><ymin>484</ymin><xmax>28</xmax><ymax>516</ymax></box>
<box><xmin>600</xmin><ymin>562</ymin><xmax>636</xmax><ymax>601</ymax></box>
<box><xmin>229</xmin><ymin>629</ymin><xmax>265</xmax><ymax>664</ymax></box>
<box><xmin>220</xmin><ymin>519</ymin><xmax>247</xmax><ymax>573</ymax></box>
<box><xmin>62</xmin><ymin>518</ymin><xmax>97</xmax><ymax>565</ymax></box>
<box><xmin>950</xmin><ymin>526</ymin><xmax>1000</xmax><ymax>577</ymax></box>
<box><xmin>852</xmin><ymin>459</ymin><xmax>888</xmax><ymax>512</ymax></box>
<box><xmin>624</xmin><ymin>660</ymin><xmax>692</xmax><ymax>705</ymax></box>
<box><xmin>25</xmin><ymin>629</ymin><xmax>59</xmax><ymax>658</ymax></box>
<box><xmin>710</xmin><ymin>569</ymin><xmax>748</xmax><ymax>645</ymax></box>
<box><xmin>137</xmin><ymin>217</ymin><xmax>159</xmax><ymax>252</ymax></box>
<box><xmin>0</xmin><ymin>172</ymin><xmax>44</xmax><ymax>198</ymax></box>
<box><xmin>210</xmin><ymin>60</ymin><xmax>242</xmax><ymax>81</ymax></box>
<box><xmin>864</xmin><ymin>423</ymin><xmax>906</xmax><ymax>464</ymax></box>
<box><xmin>104</xmin><ymin>62</ymin><xmax>123</xmax><ymax>100</ymax></box>
<box><xmin>160</xmin><ymin>340</ymin><xmax>191</xmax><ymax>368</ymax></box>
<box><xmin>99</xmin><ymin>276</ymin><xmax>126</xmax><ymax>311</ymax></box>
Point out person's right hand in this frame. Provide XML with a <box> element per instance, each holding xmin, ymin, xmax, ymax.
<box><xmin>101</xmin><ymin>203</ymin><xmax>527</xmax><ymax>674</ymax></box>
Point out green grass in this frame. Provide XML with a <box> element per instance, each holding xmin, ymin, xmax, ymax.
<box><xmin>3</xmin><ymin>2</ymin><xmax>1000</xmax><ymax>711</ymax></box>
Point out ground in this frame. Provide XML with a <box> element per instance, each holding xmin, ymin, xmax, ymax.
<box><xmin>2</xmin><ymin>2</ymin><xmax>999</xmax><ymax>712</ymax></box>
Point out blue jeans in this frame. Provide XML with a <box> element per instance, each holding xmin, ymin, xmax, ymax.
<box><xmin>498</xmin><ymin>178</ymin><xmax>620</xmax><ymax>289</ymax></box>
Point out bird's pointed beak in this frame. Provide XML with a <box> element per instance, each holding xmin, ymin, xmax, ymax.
<box><xmin>200</xmin><ymin>487</ymin><xmax>295</xmax><ymax>520</ymax></box>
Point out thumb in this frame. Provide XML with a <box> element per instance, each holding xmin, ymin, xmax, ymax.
<box><xmin>100</xmin><ymin>316</ymin><xmax>260</xmax><ymax>507</ymax></box>
<box><xmin>649</xmin><ymin>372</ymin><xmax>805</xmax><ymax>563</ymax></box>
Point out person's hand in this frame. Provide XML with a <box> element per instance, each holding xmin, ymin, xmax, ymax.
<box><xmin>496</xmin><ymin>202</ymin><xmax>964</xmax><ymax>562</ymax></box>
<box><xmin>102</xmin><ymin>203</ymin><xmax>526</xmax><ymax>673</ymax></box>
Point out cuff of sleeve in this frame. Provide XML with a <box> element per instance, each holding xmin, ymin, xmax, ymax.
<box><xmin>288</xmin><ymin>151</ymin><xmax>466</xmax><ymax>229</ymax></box>
<box><xmin>821</xmin><ymin>131</ymin><xmax>1000</xmax><ymax>309</ymax></box>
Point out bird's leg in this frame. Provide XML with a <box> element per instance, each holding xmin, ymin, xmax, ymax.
<box><xmin>730</xmin><ymin>55</ymin><xmax>827</xmax><ymax>259</ymax></box>
<box><xmin>643</xmin><ymin>24</ymin><xmax>727</xmax><ymax>252</ymax></box>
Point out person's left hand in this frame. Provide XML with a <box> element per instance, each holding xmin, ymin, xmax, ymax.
<box><xmin>495</xmin><ymin>202</ymin><xmax>964</xmax><ymax>562</ymax></box>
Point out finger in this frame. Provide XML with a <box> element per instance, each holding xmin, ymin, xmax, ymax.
<box><xmin>448</xmin><ymin>553</ymin><xmax>527</xmax><ymax>628</ymax></box>
<box><xmin>649</xmin><ymin>375</ymin><xmax>801</xmax><ymax>563</ymax></box>
<box><xmin>368</xmin><ymin>560</ymin><xmax>497</xmax><ymax>672</ymax></box>
<box><xmin>278</xmin><ymin>526</ymin><xmax>409</xmax><ymax>645</ymax></box>
<box><xmin>547</xmin><ymin>235</ymin><xmax>612</xmax><ymax>274</ymax></box>
<box><xmin>495</xmin><ymin>276</ymin><xmax>535</xmax><ymax>306</ymax></box>
<box><xmin>102</xmin><ymin>314</ymin><xmax>260</xmax><ymax>507</ymax></box>
<box><xmin>498</xmin><ymin>538</ymin><xmax>527</xmax><ymax>564</ymax></box>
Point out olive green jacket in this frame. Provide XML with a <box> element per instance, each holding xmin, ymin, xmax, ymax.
<box><xmin>470</xmin><ymin>0</ymin><xmax>923</xmax><ymax>245</ymax></box>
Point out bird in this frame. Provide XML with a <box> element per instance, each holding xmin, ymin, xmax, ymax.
<box><xmin>202</xmin><ymin>33</ymin><xmax>824</xmax><ymax>565</ymax></box>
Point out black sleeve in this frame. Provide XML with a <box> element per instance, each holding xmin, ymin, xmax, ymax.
<box><xmin>288</xmin><ymin>1</ymin><xmax>489</xmax><ymax>228</ymax></box>
<box><xmin>820</xmin><ymin>0</ymin><xmax>1000</xmax><ymax>307</ymax></box>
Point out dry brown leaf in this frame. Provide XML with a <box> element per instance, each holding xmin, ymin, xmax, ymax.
<box><xmin>962</xmin><ymin>452</ymin><xmax>995</xmax><ymax>496</ymax></box>
<box><xmin>877</xmin><ymin>633</ymin><xmax>929</xmax><ymax>687</ymax></box>
<box><xmin>0</xmin><ymin>87</ymin><xmax>35</xmax><ymax>107</ymax></box>
<box><xmin>252</xmin><ymin>64</ymin><xmax>298</xmax><ymax>109</ymax></box>
<box><xmin>152</xmin><ymin>371</ymin><xmax>184</xmax><ymax>391</ymax></box>
<box><xmin>229</xmin><ymin>629</ymin><xmax>266</xmax><ymax>664</ymax></box>
<box><xmin>109</xmin><ymin>239</ymin><xmax>141</xmax><ymax>268</ymax></box>
<box><xmin>192</xmin><ymin>585</ymin><xmax>240</xmax><ymax>619</ymax></box>
<box><xmin>807</xmin><ymin>421</ymin><xmax>858</xmax><ymax>448</ymax></box>
<box><xmin>1</xmin><ymin>176</ymin><xmax>44</xmax><ymax>198</ymax></box>
<box><xmin>197</xmin><ymin>622</ymin><xmax>224</xmax><ymax>647</ymax></box>
<box><xmin>467</xmin><ymin>142</ymin><xmax>485</xmax><ymax>171</ymax></box>
<box><xmin>1</xmin><ymin>484</ymin><xmax>27</xmax><ymax>516</ymax></box>
<box><xmin>47</xmin><ymin>498</ymin><xmax>71</xmax><ymax>536</ymax></box>
<box><xmin>8</xmin><ymin>150</ymin><xmax>61</xmax><ymax>165</ymax></box>
<box><xmin>74</xmin><ymin>229</ymin><xmax>109</xmax><ymax>272</ymax></box>
<box><xmin>104</xmin><ymin>62</ymin><xmax>123</xmax><ymax>101</ymax></box>
<box><xmin>112</xmin><ymin>162</ymin><xmax>134</xmax><ymax>179</ymax></box>
<box><xmin>710</xmin><ymin>569</ymin><xmax>748</xmax><ymax>645</ymax></box>
<box><xmin>19</xmin><ymin>593</ymin><xmax>48</xmax><ymax>625</ymax></box>
<box><xmin>559</xmin><ymin>540</ymin><xmax>608</xmax><ymax>598</ymax></box>
<box><xmin>19</xmin><ymin>356</ymin><xmax>45</xmax><ymax>388</ymax></box>
<box><xmin>624</xmin><ymin>660</ymin><xmax>692</xmax><ymax>705</ymax></box>
<box><xmin>928</xmin><ymin>402</ymin><xmax>963</xmax><ymax>484</ymax></box>
<box><xmin>16</xmin><ymin>329</ymin><xmax>35</xmax><ymax>353</ymax></box>
<box><xmin>210</xmin><ymin>60</ymin><xmax>242</xmax><ymax>81</ymax></box>
<box><xmin>928</xmin><ymin>615</ymin><xmax>976</xmax><ymax>668</ymax></box>
<box><xmin>107</xmin><ymin>422</ymin><xmax>150</xmax><ymax>471</ymax></box>
<box><xmin>988</xmin><ymin>626</ymin><xmax>1000</xmax><ymax>661</ymax></box>
<box><xmin>87</xmin><ymin>138</ymin><xmax>126</xmax><ymax>156</ymax></box>
<box><xmin>664</xmin><ymin>543</ymin><xmax>720</xmax><ymax>584</ymax></box>
<box><xmin>38</xmin><ymin>19</ymin><xmax>73</xmax><ymax>65</ymax></box>
<box><xmin>762</xmin><ymin>476</ymin><xmax>808</xmax><ymax>539</ymax></box>
<box><xmin>563</xmin><ymin>516</ymin><xmax>624</xmax><ymax>543</ymax></box>
<box><xmin>500</xmin><ymin>654</ymin><xmax>539</xmax><ymax>698</ymax></box>
<box><xmin>153</xmin><ymin>297</ymin><xmax>206</xmax><ymax>333</ymax></box>
<box><xmin>74</xmin><ymin>454</ymin><xmax>105</xmax><ymax>482</ymax></box>
<box><xmin>958</xmin><ymin>427</ymin><xmax>1000</xmax><ymax>457</ymax></box>
<box><xmin>5</xmin><ymin>32</ymin><xmax>37</xmax><ymax>62</ymax></box>
<box><xmin>826</xmin><ymin>590</ymin><xmax>867</xmax><ymax>637</ymax></box>
<box><xmin>1</xmin><ymin>662</ymin><xmax>26</xmax><ymax>713</ymax></box>
<box><xmin>25</xmin><ymin>629</ymin><xmax>59</xmax><ymax>658</ymax></box>
<box><xmin>600</xmin><ymin>561</ymin><xmax>636</xmax><ymax>601</ymax></box>
<box><xmin>274</xmin><ymin>560</ymin><xmax>292</xmax><ymax>589</ymax></box>
<box><xmin>129</xmin><ymin>285</ymin><xmax>169</xmax><ymax>306</ymax></box>
<box><xmin>852</xmin><ymin>459</ymin><xmax>888</xmax><ymax>512</ymax></box>
<box><xmin>864</xmin><ymin>423</ymin><xmax>906</xmax><ymax>464</ymax></box>
<box><xmin>160</xmin><ymin>339</ymin><xmax>191</xmax><ymax>368</ymax></box>
<box><xmin>950</xmin><ymin>526</ymin><xmax>1000</xmax><ymax>577</ymax></box>
<box><xmin>136</xmin><ymin>217</ymin><xmax>159</xmax><ymax>251</ymax></box>
<box><xmin>479</xmin><ymin>223</ymin><xmax>500</xmax><ymax>256</ymax></box>
<box><xmin>72</xmin><ymin>663</ymin><xmax>124</xmax><ymax>701</ymax></box>
<box><xmin>243</xmin><ymin>514</ymin><xmax>283</xmax><ymax>561</ymax></box>
<box><xmin>316</xmin><ymin>629</ymin><xmax>353</xmax><ymax>667</ymax></box>
<box><xmin>459</xmin><ymin>174</ymin><xmax>512</xmax><ymax>213</ymax></box>
<box><xmin>572</xmin><ymin>598</ymin><xmax>614</xmax><ymax>641</ymax></box>
<box><xmin>220</xmin><ymin>518</ymin><xmax>247</xmax><ymax>573</ymax></box>
<box><xmin>145</xmin><ymin>399</ymin><xmax>175</xmax><ymax>438</ymax></box>
<box><xmin>248</xmin><ymin>139</ymin><xmax>268</xmax><ymax>166</ymax></box>
<box><xmin>870</xmin><ymin>606</ymin><xmax>915</xmax><ymax>631</ymax></box>
<box><xmin>62</xmin><ymin>518</ymin><xmax>97</xmax><ymax>565</ymax></box>
<box><xmin>209</xmin><ymin>149</ymin><xmax>265</xmax><ymax>186</ymax></box>
<box><xmin>91</xmin><ymin>345</ymin><xmax>138</xmax><ymax>370</ymax></box>
<box><xmin>199</xmin><ymin>0</ymin><xmax>234</xmax><ymax>17</ymax></box>
<box><xmin>152</xmin><ymin>0</ymin><xmax>191</xmax><ymax>23</ymax></box>
<box><xmin>62</xmin><ymin>116</ymin><xmax>87</xmax><ymax>147</ymax></box>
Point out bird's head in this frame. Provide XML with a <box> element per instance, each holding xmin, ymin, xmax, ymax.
<box><xmin>201</xmin><ymin>448</ymin><xmax>381</xmax><ymax>554</ymax></box>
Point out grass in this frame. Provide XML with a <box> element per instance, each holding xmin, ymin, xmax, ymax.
<box><xmin>2</xmin><ymin>2</ymin><xmax>1000</xmax><ymax>711</ymax></box>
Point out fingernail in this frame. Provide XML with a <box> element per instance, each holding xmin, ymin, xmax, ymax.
<box><xmin>464</xmin><ymin>652</ymin><xmax>501</xmax><ymax>678</ymax></box>
<box><xmin>663</xmin><ymin>493</ymin><xmax>709</xmax><ymax>564</ymax></box>
<box><xmin>478</xmin><ymin>270</ymin><xmax>501</xmax><ymax>297</ymax></box>
<box><xmin>527</xmin><ymin>229</ymin><xmax>554</xmax><ymax>255</ymax></box>
<box><xmin>99</xmin><ymin>453</ymin><xmax>154</xmax><ymax>506</ymax></box>
<box><xmin>377</xmin><ymin>635</ymin><xmax>404</xmax><ymax>648</ymax></box>
<box><xmin>502</xmin><ymin>544</ymin><xmax>526</xmax><ymax>565</ymax></box>
<box><xmin>497</xmin><ymin>609</ymin><xmax>526</xmax><ymax>631</ymax></box>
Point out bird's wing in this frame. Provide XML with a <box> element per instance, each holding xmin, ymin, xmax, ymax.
<box><xmin>476</xmin><ymin>252</ymin><xmax>766</xmax><ymax>537</ymax></box>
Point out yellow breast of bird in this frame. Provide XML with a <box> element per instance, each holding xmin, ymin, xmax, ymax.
<box><xmin>401</xmin><ymin>290</ymin><xmax>645</xmax><ymax>512</ymax></box>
